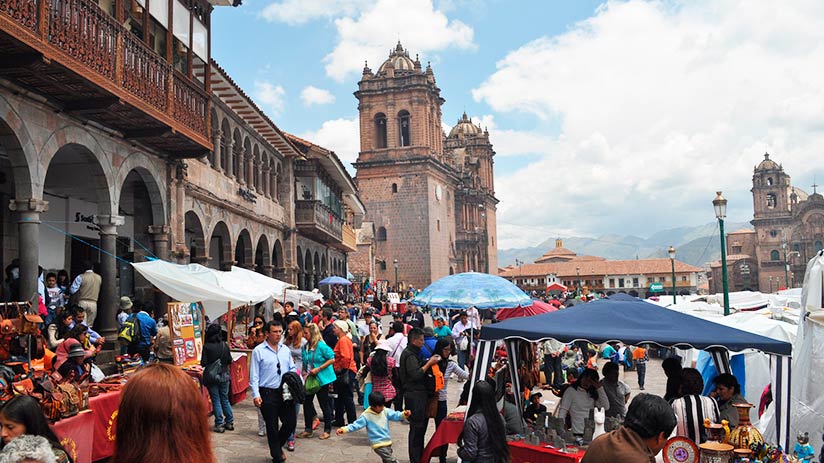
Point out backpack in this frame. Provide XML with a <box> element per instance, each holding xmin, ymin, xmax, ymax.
<box><xmin>118</xmin><ymin>314</ymin><xmax>141</xmax><ymax>345</ymax></box>
<box><xmin>424</xmin><ymin>363</ymin><xmax>445</xmax><ymax>397</ymax></box>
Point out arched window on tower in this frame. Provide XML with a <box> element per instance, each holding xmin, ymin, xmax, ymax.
<box><xmin>398</xmin><ymin>110</ymin><xmax>411</xmax><ymax>147</ymax></box>
<box><xmin>374</xmin><ymin>113</ymin><xmax>387</xmax><ymax>149</ymax></box>
<box><xmin>766</xmin><ymin>177</ymin><xmax>774</xmax><ymax>186</ymax></box>
<box><xmin>770</xmin><ymin>250</ymin><xmax>780</xmax><ymax>261</ymax></box>
<box><xmin>766</xmin><ymin>193</ymin><xmax>777</xmax><ymax>209</ymax></box>
<box><xmin>391</xmin><ymin>183</ymin><xmax>398</xmax><ymax>193</ymax></box>
<box><xmin>377</xmin><ymin>226</ymin><xmax>387</xmax><ymax>241</ymax></box>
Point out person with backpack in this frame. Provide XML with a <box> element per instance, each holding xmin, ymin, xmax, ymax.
<box><xmin>119</xmin><ymin>299</ymin><xmax>156</xmax><ymax>361</ymax></box>
<box><xmin>201</xmin><ymin>323</ymin><xmax>233</xmax><ymax>433</ymax></box>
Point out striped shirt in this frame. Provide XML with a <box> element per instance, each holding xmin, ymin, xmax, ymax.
<box><xmin>671</xmin><ymin>395</ymin><xmax>720</xmax><ymax>444</ymax></box>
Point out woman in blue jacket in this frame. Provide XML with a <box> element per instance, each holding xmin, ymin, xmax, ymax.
<box><xmin>297</xmin><ymin>323</ymin><xmax>336</xmax><ymax>440</ymax></box>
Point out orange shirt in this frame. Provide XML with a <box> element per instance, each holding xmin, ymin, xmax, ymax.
<box><xmin>333</xmin><ymin>335</ymin><xmax>357</xmax><ymax>374</ymax></box>
<box><xmin>587</xmin><ymin>355</ymin><xmax>597</xmax><ymax>370</ymax></box>
<box><xmin>632</xmin><ymin>347</ymin><xmax>647</xmax><ymax>360</ymax></box>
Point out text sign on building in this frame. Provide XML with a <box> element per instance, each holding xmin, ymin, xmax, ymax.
<box><xmin>649</xmin><ymin>282</ymin><xmax>664</xmax><ymax>293</ymax></box>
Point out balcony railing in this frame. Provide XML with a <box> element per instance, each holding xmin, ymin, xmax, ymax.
<box><xmin>295</xmin><ymin>200</ymin><xmax>343</xmax><ymax>242</ymax></box>
<box><xmin>341</xmin><ymin>223</ymin><xmax>357</xmax><ymax>252</ymax></box>
<box><xmin>0</xmin><ymin>0</ymin><xmax>209</xmax><ymax>143</ymax></box>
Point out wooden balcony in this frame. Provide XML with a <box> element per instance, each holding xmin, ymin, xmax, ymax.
<box><xmin>0</xmin><ymin>0</ymin><xmax>210</xmax><ymax>156</ymax></box>
<box><xmin>334</xmin><ymin>223</ymin><xmax>357</xmax><ymax>253</ymax></box>
<box><xmin>295</xmin><ymin>200</ymin><xmax>343</xmax><ymax>245</ymax></box>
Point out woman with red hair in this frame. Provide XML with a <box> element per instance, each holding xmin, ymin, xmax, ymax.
<box><xmin>113</xmin><ymin>363</ymin><xmax>215</xmax><ymax>463</ymax></box>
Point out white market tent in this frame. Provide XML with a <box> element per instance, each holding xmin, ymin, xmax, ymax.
<box><xmin>132</xmin><ymin>260</ymin><xmax>293</xmax><ymax>320</ymax></box>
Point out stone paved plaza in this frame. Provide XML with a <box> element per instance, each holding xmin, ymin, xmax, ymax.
<box><xmin>212</xmin><ymin>322</ymin><xmax>670</xmax><ymax>463</ymax></box>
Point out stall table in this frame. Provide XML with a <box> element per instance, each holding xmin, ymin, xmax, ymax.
<box><xmin>420</xmin><ymin>412</ymin><xmax>464</xmax><ymax>462</ymax></box>
<box><xmin>51</xmin><ymin>410</ymin><xmax>94</xmax><ymax>463</ymax></box>
<box><xmin>87</xmin><ymin>390</ymin><xmax>122</xmax><ymax>462</ymax></box>
<box><xmin>508</xmin><ymin>440</ymin><xmax>586</xmax><ymax>463</ymax></box>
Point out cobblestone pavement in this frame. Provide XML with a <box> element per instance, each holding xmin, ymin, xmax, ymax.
<box><xmin>212</xmin><ymin>322</ymin><xmax>670</xmax><ymax>463</ymax></box>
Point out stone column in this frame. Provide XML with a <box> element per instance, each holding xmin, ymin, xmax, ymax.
<box><xmin>191</xmin><ymin>256</ymin><xmax>210</xmax><ymax>266</ymax></box>
<box><xmin>148</xmin><ymin>225</ymin><xmax>171</xmax><ymax>315</ymax></box>
<box><xmin>212</xmin><ymin>132</ymin><xmax>223</xmax><ymax>172</ymax></box>
<box><xmin>97</xmin><ymin>215</ymin><xmax>124</xmax><ymax>339</ymax></box>
<box><xmin>253</xmin><ymin>159</ymin><xmax>262</xmax><ymax>194</ymax></box>
<box><xmin>237</xmin><ymin>147</ymin><xmax>246</xmax><ymax>185</ymax></box>
<box><xmin>271</xmin><ymin>170</ymin><xmax>278</xmax><ymax>201</ymax></box>
<box><xmin>261</xmin><ymin>265</ymin><xmax>274</xmax><ymax>277</ymax></box>
<box><xmin>245</xmin><ymin>152</ymin><xmax>254</xmax><ymax>189</ymax></box>
<box><xmin>225</xmin><ymin>136</ymin><xmax>234</xmax><ymax>178</ymax></box>
<box><xmin>262</xmin><ymin>167</ymin><xmax>271</xmax><ymax>199</ymax></box>
<box><xmin>9</xmin><ymin>199</ymin><xmax>48</xmax><ymax>306</ymax></box>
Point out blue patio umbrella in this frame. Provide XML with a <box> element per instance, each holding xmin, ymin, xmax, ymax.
<box><xmin>319</xmin><ymin>276</ymin><xmax>352</xmax><ymax>286</ymax></box>
<box><xmin>410</xmin><ymin>272</ymin><xmax>532</xmax><ymax>310</ymax></box>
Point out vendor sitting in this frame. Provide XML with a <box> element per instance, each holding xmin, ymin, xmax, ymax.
<box><xmin>56</xmin><ymin>343</ymin><xmax>91</xmax><ymax>382</ymax></box>
<box><xmin>524</xmin><ymin>391</ymin><xmax>547</xmax><ymax>425</ymax></box>
<box><xmin>52</xmin><ymin>325</ymin><xmax>96</xmax><ymax>373</ymax></box>
<box><xmin>710</xmin><ymin>373</ymin><xmax>747</xmax><ymax>427</ymax></box>
<box><xmin>69</xmin><ymin>305</ymin><xmax>105</xmax><ymax>349</ymax></box>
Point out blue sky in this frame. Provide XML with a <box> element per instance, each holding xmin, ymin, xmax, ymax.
<box><xmin>210</xmin><ymin>1</ymin><xmax>824</xmax><ymax>250</ymax></box>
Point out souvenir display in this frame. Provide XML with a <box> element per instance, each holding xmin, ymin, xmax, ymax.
<box><xmin>167</xmin><ymin>302</ymin><xmax>206</xmax><ymax>367</ymax></box>
<box><xmin>792</xmin><ymin>432</ymin><xmax>815</xmax><ymax>463</ymax></box>
<box><xmin>663</xmin><ymin>436</ymin><xmax>700</xmax><ymax>463</ymax></box>
<box><xmin>705</xmin><ymin>418</ymin><xmax>731</xmax><ymax>443</ymax></box>
<box><xmin>727</xmin><ymin>403</ymin><xmax>764</xmax><ymax>450</ymax></box>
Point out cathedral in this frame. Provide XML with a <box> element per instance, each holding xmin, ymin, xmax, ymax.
<box><xmin>711</xmin><ymin>153</ymin><xmax>824</xmax><ymax>293</ymax></box>
<box><xmin>353</xmin><ymin>42</ymin><xmax>498</xmax><ymax>289</ymax></box>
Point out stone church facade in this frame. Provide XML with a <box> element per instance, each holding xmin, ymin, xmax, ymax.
<box><xmin>352</xmin><ymin>43</ymin><xmax>498</xmax><ymax>289</ymax></box>
<box><xmin>710</xmin><ymin>153</ymin><xmax>824</xmax><ymax>293</ymax></box>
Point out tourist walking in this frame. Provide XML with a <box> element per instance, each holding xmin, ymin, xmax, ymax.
<box><xmin>385</xmin><ymin>321</ymin><xmax>407</xmax><ymax>410</ymax></box>
<box><xmin>332</xmin><ymin>320</ymin><xmax>357</xmax><ymax>426</ymax></box>
<box><xmin>632</xmin><ymin>345</ymin><xmax>648</xmax><ymax>390</ymax></box>
<box><xmin>284</xmin><ymin>321</ymin><xmax>306</xmax><ymax>451</ymax></box>
<box><xmin>298</xmin><ymin>323</ymin><xmax>335</xmax><ymax>440</ymax></box>
<box><xmin>366</xmin><ymin>340</ymin><xmax>395</xmax><ymax>409</ymax></box>
<box><xmin>457</xmin><ymin>380</ymin><xmax>509</xmax><ymax>463</ymax></box>
<box><xmin>451</xmin><ymin>312</ymin><xmax>475</xmax><ymax>370</ymax></box>
<box><xmin>250</xmin><ymin>321</ymin><xmax>297</xmax><ymax>463</ymax></box>
<box><xmin>202</xmin><ymin>323</ymin><xmax>234</xmax><ymax>433</ymax></box>
<box><xmin>68</xmin><ymin>261</ymin><xmax>101</xmax><ymax>328</ymax></box>
<box><xmin>400</xmin><ymin>328</ymin><xmax>441</xmax><ymax>463</ymax></box>
<box><xmin>335</xmin><ymin>391</ymin><xmax>410</xmax><ymax>463</ymax></box>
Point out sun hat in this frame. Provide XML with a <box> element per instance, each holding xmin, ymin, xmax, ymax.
<box><xmin>67</xmin><ymin>343</ymin><xmax>86</xmax><ymax>359</ymax></box>
<box><xmin>119</xmin><ymin>296</ymin><xmax>133</xmax><ymax>311</ymax></box>
<box><xmin>375</xmin><ymin>340</ymin><xmax>391</xmax><ymax>352</ymax></box>
<box><xmin>333</xmin><ymin>320</ymin><xmax>349</xmax><ymax>333</ymax></box>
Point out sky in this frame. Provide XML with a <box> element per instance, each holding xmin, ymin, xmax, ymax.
<box><xmin>211</xmin><ymin>0</ymin><xmax>824</xmax><ymax>250</ymax></box>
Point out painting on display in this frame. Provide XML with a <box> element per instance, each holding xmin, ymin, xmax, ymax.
<box><xmin>167</xmin><ymin>302</ymin><xmax>205</xmax><ymax>367</ymax></box>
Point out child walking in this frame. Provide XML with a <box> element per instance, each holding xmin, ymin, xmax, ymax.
<box><xmin>336</xmin><ymin>391</ymin><xmax>411</xmax><ymax>463</ymax></box>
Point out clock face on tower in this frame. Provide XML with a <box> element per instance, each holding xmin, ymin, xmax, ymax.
<box><xmin>435</xmin><ymin>185</ymin><xmax>443</xmax><ymax>201</ymax></box>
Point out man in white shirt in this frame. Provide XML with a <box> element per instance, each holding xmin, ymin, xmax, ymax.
<box><xmin>386</xmin><ymin>321</ymin><xmax>407</xmax><ymax>410</ymax></box>
<box><xmin>451</xmin><ymin>312</ymin><xmax>476</xmax><ymax>369</ymax></box>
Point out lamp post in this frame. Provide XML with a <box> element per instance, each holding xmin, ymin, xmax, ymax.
<box><xmin>393</xmin><ymin>259</ymin><xmax>398</xmax><ymax>293</ymax></box>
<box><xmin>576</xmin><ymin>267</ymin><xmax>581</xmax><ymax>296</ymax></box>
<box><xmin>668</xmin><ymin>245</ymin><xmax>677</xmax><ymax>305</ymax></box>
<box><xmin>713</xmin><ymin>191</ymin><xmax>730</xmax><ymax>316</ymax></box>
<box><xmin>769</xmin><ymin>276</ymin><xmax>774</xmax><ymax>293</ymax></box>
<box><xmin>781</xmin><ymin>235</ymin><xmax>789</xmax><ymax>289</ymax></box>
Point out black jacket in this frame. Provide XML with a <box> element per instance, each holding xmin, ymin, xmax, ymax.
<box><xmin>201</xmin><ymin>341</ymin><xmax>231</xmax><ymax>373</ymax></box>
<box><xmin>399</xmin><ymin>344</ymin><xmax>426</xmax><ymax>396</ymax></box>
<box><xmin>282</xmin><ymin>371</ymin><xmax>305</xmax><ymax>404</ymax></box>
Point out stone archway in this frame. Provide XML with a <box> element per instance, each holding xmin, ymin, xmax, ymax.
<box><xmin>255</xmin><ymin>234</ymin><xmax>270</xmax><ymax>275</ymax></box>
<box><xmin>185</xmin><ymin>211</ymin><xmax>206</xmax><ymax>263</ymax></box>
<box><xmin>209</xmin><ymin>221</ymin><xmax>232</xmax><ymax>270</ymax></box>
<box><xmin>235</xmin><ymin>229</ymin><xmax>253</xmax><ymax>269</ymax></box>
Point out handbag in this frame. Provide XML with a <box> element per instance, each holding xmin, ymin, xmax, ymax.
<box><xmin>305</xmin><ymin>375</ymin><xmax>321</xmax><ymax>395</ymax></box>
<box><xmin>203</xmin><ymin>358</ymin><xmax>222</xmax><ymax>386</ymax></box>
<box><xmin>425</xmin><ymin>396</ymin><xmax>438</xmax><ymax>419</ymax></box>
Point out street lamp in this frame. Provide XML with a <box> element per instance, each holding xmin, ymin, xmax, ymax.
<box><xmin>576</xmin><ymin>267</ymin><xmax>581</xmax><ymax>297</ymax></box>
<box><xmin>769</xmin><ymin>276</ymin><xmax>774</xmax><ymax>293</ymax></box>
<box><xmin>393</xmin><ymin>259</ymin><xmax>398</xmax><ymax>292</ymax></box>
<box><xmin>668</xmin><ymin>245</ymin><xmax>677</xmax><ymax>305</ymax></box>
<box><xmin>713</xmin><ymin>191</ymin><xmax>730</xmax><ymax>316</ymax></box>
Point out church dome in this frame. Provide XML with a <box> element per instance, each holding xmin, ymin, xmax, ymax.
<box><xmin>377</xmin><ymin>42</ymin><xmax>418</xmax><ymax>76</ymax></box>
<box><xmin>756</xmin><ymin>152</ymin><xmax>781</xmax><ymax>171</ymax></box>
<box><xmin>448</xmin><ymin>112</ymin><xmax>483</xmax><ymax>138</ymax></box>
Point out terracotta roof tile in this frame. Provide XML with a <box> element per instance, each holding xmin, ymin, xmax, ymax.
<box><xmin>499</xmin><ymin>258</ymin><xmax>702</xmax><ymax>278</ymax></box>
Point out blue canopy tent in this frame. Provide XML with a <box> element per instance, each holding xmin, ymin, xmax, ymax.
<box><xmin>470</xmin><ymin>295</ymin><xmax>793</xmax><ymax>449</ymax></box>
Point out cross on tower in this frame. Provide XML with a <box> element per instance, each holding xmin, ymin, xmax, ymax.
<box><xmin>813</xmin><ymin>176</ymin><xmax>819</xmax><ymax>194</ymax></box>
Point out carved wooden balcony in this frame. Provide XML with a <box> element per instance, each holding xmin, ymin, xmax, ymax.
<box><xmin>0</xmin><ymin>0</ymin><xmax>211</xmax><ymax>157</ymax></box>
<box><xmin>295</xmin><ymin>200</ymin><xmax>343</xmax><ymax>245</ymax></box>
<box><xmin>334</xmin><ymin>222</ymin><xmax>357</xmax><ymax>253</ymax></box>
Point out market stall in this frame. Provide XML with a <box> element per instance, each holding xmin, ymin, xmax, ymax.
<box><xmin>472</xmin><ymin>293</ymin><xmax>794</xmax><ymax>455</ymax></box>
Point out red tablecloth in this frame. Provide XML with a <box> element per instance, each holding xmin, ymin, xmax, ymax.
<box><xmin>51</xmin><ymin>410</ymin><xmax>94</xmax><ymax>463</ymax></box>
<box><xmin>88</xmin><ymin>390</ymin><xmax>121</xmax><ymax>462</ymax></box>
<box><xmin>421</xmin><ymin>416</ymin><xmax>464</xmax><ymax>462</ymax></box>
<box><xmin>509</xmin><ymin>440</ymin><xmax>586</xmax><ymax>463</ymax></box>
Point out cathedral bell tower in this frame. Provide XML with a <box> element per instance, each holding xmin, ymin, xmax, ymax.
<box><xmin>353</xmin><ymin>43</ymin><xmax>457</xmax><ymax>289</ymax></box>
<box><xmin>751</xmin><ymin>152</ymin><xmax>792</xmax><ymax>219</ymax></box>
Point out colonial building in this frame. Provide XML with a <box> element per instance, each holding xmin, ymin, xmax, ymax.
<box><xmin>0</xmin><ymin>2</ymin><xmax>363</xmax><ymax>341</ymax></box>
<box><xmin>710</xmin><ymin>153</ymin><xmax>824</xmax><ymax>292</ymax></box>
<box><xmin>499</xmin><ymin>241</ymin><xmax>701</xmax><ymax>297</ymax></box>
<box><xmin>353</xmin><ymin>42</ymin><xmax>498</xmax><ymax>289</ymax></box>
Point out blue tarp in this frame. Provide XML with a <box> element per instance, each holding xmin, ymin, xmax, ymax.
<box><xmin>479</xmin><ymin>295</ymin><xmax>792</xmax><ymax>356</ymax></box>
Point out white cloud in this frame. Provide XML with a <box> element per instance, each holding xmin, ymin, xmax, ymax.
<box><xmin>300</xmin><ymin>118</ymin><xmax>361</xmax><ymax>173</ymax></box>
<box><xmin>300</xmin><ymin>86</ymin><xmax>336</xmax><ymax>106</ymax></box>
<box><xmin>259</xmin><ymin>0</ymin><xmax>369</xmax><ymax>24</ymax></box>
<box><xmin>253</xmin><ymin>81</ymin><xmax>286</xmax><ymax>116</ymax></box>
<box><xmin>471</xmin><ymin>0</ymin><xmax>824</xmax><ymax>249</ymax></box>
<box><xmin>323</xmin><ymin>0</ymin><xmax>475</xmax><ymax>82</ymax></box>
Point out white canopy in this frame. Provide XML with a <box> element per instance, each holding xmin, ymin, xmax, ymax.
<box><xmin>131</xmin><ymin>260</ymin><xmax>293</xmax><ymax>320</ymax></box>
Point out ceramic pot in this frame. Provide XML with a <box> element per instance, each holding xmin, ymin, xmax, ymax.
<box><xmin>699</xmin><ymin>442</ymin><xmax>734</xmax><ymax>463</ymax></box>
<box><xmin>726</xmin><ymin>403</ymin><xmax>764</xmax><ymax>450</ymax></box>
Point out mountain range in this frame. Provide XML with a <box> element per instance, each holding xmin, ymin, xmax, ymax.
<box><xmin>497</xmin><ymin>221</ymin><xmax>753</xmax><ymax>269</ymax></box>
